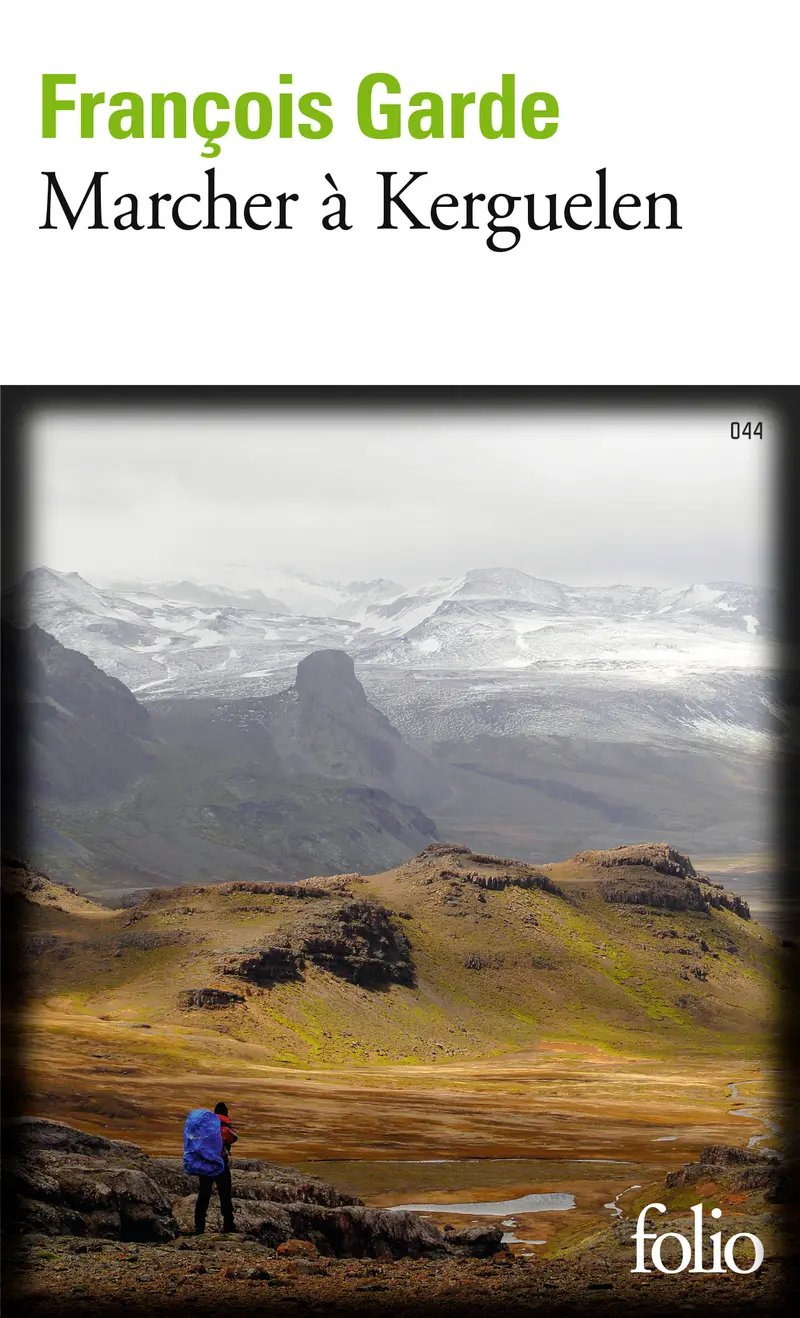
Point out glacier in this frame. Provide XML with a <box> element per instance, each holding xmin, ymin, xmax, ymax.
<box><xmin>4</xmin><ymin>563</ymin><xmax>776</xmax><ymax>752</ymax></box>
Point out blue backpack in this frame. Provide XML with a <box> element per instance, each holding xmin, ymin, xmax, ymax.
<box><xmin>183</xmin><ymin>1108</ymin><xmax>224</xmax><ymax>1176</ymax></box>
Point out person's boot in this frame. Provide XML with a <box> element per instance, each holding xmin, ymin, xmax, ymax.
<box><xmin>222</xmin><ymin>1219</ymin><xmax>236</xmax><ymax>1234</ymax></box>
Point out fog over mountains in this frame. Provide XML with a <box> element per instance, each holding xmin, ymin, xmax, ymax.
<box><xmin>4</xmin><ymin>563</ymin><xmax>776</xmax><ymax>892</ymax></box>
<box><xmin>7</xmin><ymin>564</ymin><xmax>774</xmax><ymax>747</ymax></box>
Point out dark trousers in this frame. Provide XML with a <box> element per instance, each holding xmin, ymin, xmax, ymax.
<box><xmin>195</xmin><ymin>1162</ymin><xmax>234</xmax><ymax>1232</ymax></box>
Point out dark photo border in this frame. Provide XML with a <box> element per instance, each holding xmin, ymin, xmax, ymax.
<box><xmin>2</xmin><ymin>385</ymin><xmax>798</xmax><ymax>1318</ymax></box>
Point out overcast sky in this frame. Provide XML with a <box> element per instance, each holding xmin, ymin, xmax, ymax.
<box><xmin>25</xmin><ymin>403</ymin><xmax>774</xmax><ymax>589</ymax></box>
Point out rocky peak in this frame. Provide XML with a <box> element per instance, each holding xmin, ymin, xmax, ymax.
<box><xmin>576</xmin><ymin>843</ymin><xmax>752</xmax><ymax>920</ymax></box>
<box><xmin>572</xmin><ymin>843</ymin><xmax>698</xmax><ymax>879</ymax></box>
<box><xmin>14</xmin><ymin>622</ymin><xmax>149</xmax><ymax>738</ymax></box>
<box><xmin>2</xmin><ymin>620</ymin><xmax>152</xmax><ymax>806</ymax></box>
<box><xmin>293</xmin><ymin>649</ymin><xmax>367</xmax><ymax>709</ymax></box>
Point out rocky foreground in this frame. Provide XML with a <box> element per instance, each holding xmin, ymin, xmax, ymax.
<box><xmin>2</xmin><ymin>1119</ymin><xmax>790</xmax><ymax>1316</ymax></box>
<box><xmin>5</xmin><ymin>1230</ymin><xmax>786</xmax><ymax>1317</ymax></box>
<box><xmin>3</xmin><ymin>1118</ymin><xmax>499</xmax><ymax>1258</ymax></box>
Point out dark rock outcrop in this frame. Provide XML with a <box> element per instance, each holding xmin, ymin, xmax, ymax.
<box><xmin>284</xmin><ymin>1206</ymin><xmax>500</xmax><ymax>1260</ymax></box>
<box><xmin>3</xmin><ymin>1119</ymin><xmax>500</xmax><ymax>1258</ymax></box>
<box><xmin>294</xmin><ymin>649</ymin><xmax>370</xmax><ymax>706</ymax></box>
<box><xmin>602</xmin><ymin>875</ymin><xmax>750</xmax><ymax>919</ymax></box>
<box><xmin>290</xmin><ymin>898</ymin><xmax>415</xmax><ymax>986</ymax></box>
<box><xmin>445</xmin><ymin>1223</ymin><xmax>504</xmax><ymax>1257</ymax></box>
<box><xmin>178</xmin><ymin>988</ymin><xmax>245</xmax><ymax>1010</ymax></box>
<box><xmin>411</xmin><ymin>846</ymin><xmax>563</xmax><ymax>896</ymax></box>
<box><xmin>4</xmin><ymin>1121</ymin><xmax>177</xmax><ymax>1243</ymax></box>
<box><xmin>170</xmin><ymin>1195</ymin><xmax>501</xmax><ymax>1259</ymax></box>
<box><xmin>602</xmin><ymin>875</ymin><xmax>710</xmax><ymax>913</ymax></box>
<box><xmin>215</xmin><ymin>896</ymin><xmax>417</xmax><ymax>990</ymax></box>
<box><xmin>581</xmin><ymin>843</ymin><xmax>749</xmax><ymax>920</ymax></box>
<box><xmin>217</xmin><ymin>942</ymin><xmax>304</xmax><ymax>985</ymax></box>
<box><xmin>455</xmin><ymin>869</ymin><xmax>562</xmax><ymax>896</ymax></box>
<box><xmin>575</xmin><ymin>843</ymin><xmax>698</xmax><ymax>878</ymax></box>
<box><xmin>707</xmin><ymin>890</ymin><xmax>750</xmax><ymax>919</ymax></box>
<box><xmin>664</xmin><ymin>1145</ymin><xmax>783</xmax><ymax>1201</ymax></box>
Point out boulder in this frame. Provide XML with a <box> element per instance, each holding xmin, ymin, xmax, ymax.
<box><xmin>445</xmin><ymin>1223</ymin><xmax>504</xmax><ymax>1257</ymax></box>
<box><xmin>287</xmin><ymin>1205</ymin><xmax>449</xmax><ymax>1259</ymax></box>
<box><xmin>276</xmin><ymin>1238</ymin><xmax>318</xmax><ymax>1257</ymax></box>
<box><xmin>7</xmin><ymin>1156</ymin><xmax>178</xmax><ymax>1242</ymax></box>
<box><xmin>15</xmin><ymin>1195</ymin><xmax>87</xmax><ymax>1236</ymax></box>
<box><xmin>288</xmin><ymin>1257</ymin><xmax>325</xmax><ymax>1276</ymax></box>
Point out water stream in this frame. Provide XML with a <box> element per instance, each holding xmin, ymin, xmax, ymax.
<box><xmin>727</xmin><ymin>1081</ymin><xmax>781</xmax><ymax>1151</ymax></box>
<box><xmin>603</xmin><ymin>1184</ymin><xmax>642</xmax><ymax>1218</ymax></box>
<box><xmin>336</xmin><ymin>1078</ymin><xmax>780</xmax><ymax>1255</ymax></box>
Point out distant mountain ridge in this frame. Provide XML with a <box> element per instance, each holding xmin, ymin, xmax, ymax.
<box><xmin>8</xmin><ymin>625</ymin><xmax>440</xmax><ymax>896</ymax></box>
<box><xmin>6</xmin><ymin>615</ymin><xmax>774</xmax><ymax>889</ymax></box>
<box><xmin>2</xmin><ymin>619</ymin><xmax>154</xmax><ymax>804</ymax></box>
<box><xmin>2</xmin><ymin>566</ymin><xmax>361</xmax><ymax>698</ymax></box>
<box><xmin>107</xmin><ymin>567</ymin><xmax>406</xmax><ymax>622</ymax></box>
<box><xmin>4</xmin><ymin>565</ymin><xmax>772</xmax><ymax>697</ymax></box>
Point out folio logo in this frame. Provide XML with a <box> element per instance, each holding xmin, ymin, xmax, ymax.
<box><xmin>631</xmin><ymin>1203</ymin><xmax>764</xmax><ymax>1275</ymax></box>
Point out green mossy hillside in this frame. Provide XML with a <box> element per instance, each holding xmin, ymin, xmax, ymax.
<box><xmin>12</xmin><ymin>843</ymin><xmax>783</xmax><ymax>1066</ymax></box>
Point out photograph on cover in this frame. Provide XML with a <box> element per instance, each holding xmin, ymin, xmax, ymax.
<box><xmin>1</xmin><ymin>394</ymin><xmax>789</xmax><ymax>1314</ymax></box>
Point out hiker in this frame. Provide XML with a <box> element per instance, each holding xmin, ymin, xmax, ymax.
<box><xmin>215</xmin><ymin>1101</ymin><xmax>238</xmax><ymax>1162</ymax></box>
<box><xmin>183</xmin><ymin>1101</ymin><xmax>238</xmax><ymax>1235</ymax></box>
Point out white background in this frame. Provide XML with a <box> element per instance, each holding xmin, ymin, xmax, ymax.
<box><xmin>0</xmin><ymin>1</ymin><xmax>797</xmax><ymax>384</ymax></box>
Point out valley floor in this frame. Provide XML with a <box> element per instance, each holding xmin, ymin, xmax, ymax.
<box><xmin>8</xmin><ymin>1005</ymin><xmax>782</xmax><ymax>1257</ymax></box>
<box><xmin>6</xmin><ymin>1002</ymin><xmax>789</xmax><ymax>1315</ymax></box>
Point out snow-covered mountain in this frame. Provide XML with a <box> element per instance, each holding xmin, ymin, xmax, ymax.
<box><xmin>362</xmin><ymin>568</ymin><xmax>768</xmax><ymax>641</ymax></box>
<box><xmin>4</xmin><ymin>565</ymin><xmax>775</xmax><ymax>750</ymax></box>
<box><xmin>108</xmin><ymin>579</ymin><xmax>292</xmax><ymax>615</ymax></box>
<box><xmin>3</xmin><ymin>567</ymin><xmax>360</xmax><ymax>697</ymax></box>
<box><xmin>359</xmin><ymin>597</ymin><xmax>767</xmax><ymax>674</ymax></box>
<box><xmin>108</xmin><ymin>565</ymin><xmax>405</xmax><ymax>621</ymax></box>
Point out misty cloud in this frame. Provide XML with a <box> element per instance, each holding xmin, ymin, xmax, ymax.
<box><xmin>25</xmin><ymin>402</ymin><xmax>774</xmax><ymax>589</ymax></box>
